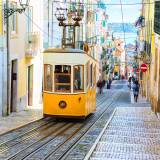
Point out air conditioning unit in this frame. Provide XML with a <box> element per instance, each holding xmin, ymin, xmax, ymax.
<box><xmin>25</xmin><ymin>32</ymin><xmax>40</xmax><ymax>58</ymax></box>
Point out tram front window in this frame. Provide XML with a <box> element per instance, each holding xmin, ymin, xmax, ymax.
<box><xmin>74</xmin><ymin>65</ymin><xmax>84</xmax><ymax>92</ymax></box>
<box><xmin>55</xmin><ymin>65</ymin><xmax>71</xmax><ymax>92</ymax></box>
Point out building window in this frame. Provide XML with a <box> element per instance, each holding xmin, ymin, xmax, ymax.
<box><xmin>54</xmin><ymin>65</ymin><xmax>71</xmax><ymax>92</ymax></box>
<box><xmin>26</xmin><ymin>6</ymin><xmax>33</xmax><ymax>33</ymax></box>
<box><xmin>154</xmin><ymin>1</ymin><xmax>160</xmax><ymax>35</ymax></box>
<box><xmin>10</xmin><ymin>2</ymin><xmax>18</xmax><ymax>35</ymax></box>
<box><xmin>73</xmin><ymin>65</ymin><xmax>84</xmax><ymax>92</ymax></box>
<box><xmin>44</xmin><ymin>64</ymin><xmax>53</xmax><ymax>92</ymax></box>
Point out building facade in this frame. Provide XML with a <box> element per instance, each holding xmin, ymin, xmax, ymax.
<box><xmin>0</xmin><ymin>0</ymin><xmax>43</xmax><ymax>117</ymax></box>
<box><xmin>137</xmin><ymin>0</ymin><xmax>160</xmax><ymax>113</ymax></box>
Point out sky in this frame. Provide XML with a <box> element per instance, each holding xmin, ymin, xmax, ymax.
<box><xmin>106</xmin><ymin>0</ymin><xmax>142</xmax><ymax>23</ymax></box>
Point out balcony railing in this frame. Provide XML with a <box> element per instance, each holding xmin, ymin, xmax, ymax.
<box><xmin>25</xmin><ymin>32</ymin><xmax>40</xmax><ymax>58</ymax></box>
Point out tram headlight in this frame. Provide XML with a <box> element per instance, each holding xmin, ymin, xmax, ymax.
<box><xmin>59</xmin><ymin>101</ymin><xmax>67</xmax><ymax>109</ymax></box>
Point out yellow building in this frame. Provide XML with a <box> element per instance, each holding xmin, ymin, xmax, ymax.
<box><xmin>137</xmin><ymin>0</ymin><xmax>160</xmax><ymax>114</ymax></box>
<box><xmin>150</xmin><ymin>0</ymin><xmax>160</xmax><ymax>113</ymax></box>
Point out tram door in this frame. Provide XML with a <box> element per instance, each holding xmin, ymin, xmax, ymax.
<box><xmin>28</xmin><ymin>65</ymin><xmax>33</xmax><ymax>106</ymax></box>
<box><xmin>11</xmin><ymin>60</ymin><xmax>18</xmax><ymax>112</ymax></box>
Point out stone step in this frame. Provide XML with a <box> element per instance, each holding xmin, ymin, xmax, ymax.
<box><xmin>94</xmin><ymin>143</ymin><xmax>160</xmax><ymax>155</ymax></box>
<box><xmin>112</xmin><ymin>117</ymin><xmax>159</xmax><ymax>122</ymax></box>
<box><xmin>104</xmin><ymin>130</ymin><xmax>160</xmax><ymax>139</ymax></box>
<box><xmin>109</xmin><ymin>121</ymin><xmax>160</xmax><ymax>129</ymax></box>
<box><xmin>100</xmin><ymin>135</ymin><xmax>160</xmax><ymax>145</ymax></box>
<box><xmin>91</xmin><ymin>151</ymin><xmax>160</xmax><ymax>160</ymax></box>
<box><xmin>114</xmin><ymin>113</ymin><xmax>156</xmax><ymax>117</ymax></box>
<box><xmin>107</xmin><ymin>125</ymin><xmax>160</xmax><ymax>133</ymax></box>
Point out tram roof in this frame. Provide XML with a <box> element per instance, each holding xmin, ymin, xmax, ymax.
<box><xmin>43</xmin><ymin>48</ymin><xmax>85</xmax><ymax>54</ymax></box>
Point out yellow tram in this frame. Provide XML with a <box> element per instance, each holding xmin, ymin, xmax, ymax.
<box><xmin>43</xmin><ymin>48</ymin><xmax>97</xmax><ymax>118</ymax></box>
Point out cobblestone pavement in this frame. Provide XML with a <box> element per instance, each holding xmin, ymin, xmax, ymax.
<box><xmin>89</xmin><ymin>107</ymin><xmax>160</xmax><ymax>160</ymax></box>
<box><xmin>0</xmin><ymin>106</ymin><xmax>43</xmax><ymax>135</ymax></box>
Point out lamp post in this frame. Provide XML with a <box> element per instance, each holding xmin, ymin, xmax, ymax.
<box><xmin>4</xmin><ymin>0</ymin><xmax>30</xmax><ymax>116</ymax></box>
<box><xmin>55</xmin><ymin>3</ymin><xmax>84</xmax><ymax>48</ymax></box>
<box><xmin>4</xmin><ymin>0</ymin><xmax>30</xmax><ymax>19</ymax></box>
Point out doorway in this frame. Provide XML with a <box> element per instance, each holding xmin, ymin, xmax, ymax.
<box><xmin>28</xmin><ymin>65</ymin><xmax>33</xmax><ymax>106</ymax></box>
<box><xmin>10</xmin><ymin>60</ymin><xmax>18</xmax><ymax>112</ymax></box>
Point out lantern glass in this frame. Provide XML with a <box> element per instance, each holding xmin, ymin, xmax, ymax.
<box><xmin>19</xmin><ymin>0</ymin><xmax>30</xmax><ymax>8</ymax></box>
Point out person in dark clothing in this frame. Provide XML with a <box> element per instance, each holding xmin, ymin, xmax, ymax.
<box><xmin>128</xmin><ymin>77</ymin><xmax>132</xmax><ymax>89</ymax></box>
<box><xmin>102</xmin><ymin>80</ymin><xmax>106</xmax><ymax>88</ymax></box>
<box><xmin>97</xmin><ymin>79</ymin><xmax>103</xmax><ymax>94</ymax></box>
<box><xmin>132</xmin><ymin>80</ymin><xmax>140</xmax><ymax>102</ymax></box>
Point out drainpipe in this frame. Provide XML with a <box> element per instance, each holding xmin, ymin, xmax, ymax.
<box><xmin>6</xmin><ymin>0</ymin><xmax>10</xmax><ymax>115</ymax></box>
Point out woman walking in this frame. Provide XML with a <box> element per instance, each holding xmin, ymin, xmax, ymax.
<box><xmin>132</xmin><ymin>80</ymin><xmax>140</xmax><ymax>102</ymax></box>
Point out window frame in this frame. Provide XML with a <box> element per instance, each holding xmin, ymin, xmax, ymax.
<box><xmin>93</xmin><ymin>65</ymin><xmax>96</xmax><ymax>87</ymax></box>
<box><xmin>26</xmin><ymin>6</ymin><xmax>33</xmax><ymax>34</ymax></box>
<box><xmin>54</xmin><ymin>65</ymin><xmax>71</xmax><ymax>93</ymax></box>
<box><xmin>90</xmin><ymin>63</ymin><xmax>93</xmax><ymax>87</ymax></box>
<box><xmin>44</xmin><ymin>64</ymin><xmax>53</xmax><ymax>92</ymax></box>
<box><xmin>86</xmin><ymin>61</ymin><xmax>90</xmax><ymax>89</ymax></box>
<box><xmin>73</xmin><ymin>65</ymin><xmax>84</xmax><ymax>93</ymax></box>
<box><xmin>10</xmin><ymin>2</ymin><xmax>18</xmax><ymax>37</ymax></box>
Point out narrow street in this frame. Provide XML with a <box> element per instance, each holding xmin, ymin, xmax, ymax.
<box><xmin>0</xmin><ymin>1</ymin><xmax>160</xmax><ymax>159</ymax></box>
<box><xmin>0</xmin><ymin>80</ymin><xmax>154</xmax><ymax>160</ymax></box>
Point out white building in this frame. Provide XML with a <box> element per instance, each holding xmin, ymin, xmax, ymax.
<box><xmin>0</xmin><ymin>0</ymin><xmax>43</xmax><ymax>116</ymax></box>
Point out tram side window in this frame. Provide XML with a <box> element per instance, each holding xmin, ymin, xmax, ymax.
<box><xmin>90</xmin><ymin>64</ymin><xmax>93</xmax><ymax>86</ymax></box>
<box><xmin>93</xmin><ymin>65</ymin><xmax>96</xmax><ymax>86</ymax></box>
<box><xmin>44</xmin><ymin>64</ymin><xmax>53</xmax><ymax>91</ymax></box>
<box><xmin>54</xmin><ymin>65</ymin><xmax>71</xmax><ymax>92</ymax></box>
<box><xmin>74</xmin><ymin>65</ymin><xmax>84</xmax><ymax>92</ymax></box>
<box><xmin>86</xmin><ymin>62</ymin><xmax>89</xmax><ymax>88</ymax></box>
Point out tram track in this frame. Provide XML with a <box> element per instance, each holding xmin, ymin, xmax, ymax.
<box><xmin>55</xmin><ymin>93</ymin><xmax>121</xmax><ymax>160</ymax></box>
<box><xmin>7</xmin><ymin>94</ymin><xmax>110</xmax><ymax>160</ymax></box>
<box><xmin>0</xmin><ymin>91</ymin><xmax>116</xmax><ymax>160</ymax></box>
<box><xmin>0</xmin><ymin>93</ymin><xmax>104</xmax><ymax>146</ymax></box>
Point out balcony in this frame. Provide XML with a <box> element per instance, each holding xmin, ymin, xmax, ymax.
<box><xmin>25</xmin><ymin>32</ymin><xmax>40</xmax><ymax>58</ymax></box>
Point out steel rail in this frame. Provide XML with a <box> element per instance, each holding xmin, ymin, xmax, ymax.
<box><xmin>6</xmin><ymin>123</ymin><xmax>74</xmax><ymax>160</ymax></box>
<box><xmin>7</xmin><ymin>93</ymin><xmax>114</xmax><ymax>160</ymax></box>
<box><xmin>8</xmin><ymin>94</ymin><xmax>111</xmax><ymax>160</ymax></box>
<box><xmin>0</xmin><ymin>92</ymin><xmax>105</xmax><ymax>146</ymax></box>
<box><xmin>0</xmin><ymin>118</ymin><xmax>55</xmax><ymax>146</ymax></box>
<box><xmin>56</xmin><ymin>93</ymin><xmax>121</xmax><ymax>160</ymax></box>
<box><xmin>0</xmin><ymin>91</ymin><xmax>114</xmax><ymax>160</ymax></box>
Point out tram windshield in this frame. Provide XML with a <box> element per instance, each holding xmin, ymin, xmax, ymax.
<box><xmin>54</xmin><ymin>65</ymin><xmax>71</xmax><ymax>92</ymax></box>
<box><xmin>73</xmin><ymin>65</ymin><xmax>84</xmax><ymax>92</ymax></box>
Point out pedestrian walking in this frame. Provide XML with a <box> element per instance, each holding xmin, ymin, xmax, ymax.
<box><xmin>128</xmin><ymin>76</ymin><xmax>132</xmax><ymax>89</ymax></box>
<box><xmin>132</xmin><ymin>80</ymin><xmax>140</xmax><ymax>102</ymax></box>
<box><xmin>97</xmin><ymin>79</ymin><xmax>103</xmax><ymax>94</ymax></box>
<box><xmin>102</xmin><ymin>79</ymin><xmax>106</xmax><ymax>88</ymax></box>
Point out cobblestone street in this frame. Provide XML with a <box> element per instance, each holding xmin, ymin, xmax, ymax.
<box><xmin>0</xmin><ymin>80</ymin><xmax>159</xmax><ymax>160</ymax></box>
<box><xmin>88</xmin><ymin>106</ymin><xmax>160</xmax><ymax>160</ymax></box>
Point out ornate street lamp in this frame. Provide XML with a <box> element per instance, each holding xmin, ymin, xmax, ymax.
<box><xmin>55</xmin><ymin>3</ymin><xmax>84</xmax><ymax>48</ymax></box>
<box><xmin>4</xmin><ymin>0</ymin><xmax>30</xmax><ymax>19</ymax></box>
<box><xmin>55</xmin><ymin>8</ymin><xmax>67</xmax><ymax>26</ymax></box>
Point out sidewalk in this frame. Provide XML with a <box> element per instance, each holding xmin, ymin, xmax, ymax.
<box><xmin>130</xmin><ymin>90</ymin><xmax>150</xmax><ymax>107</ymax></box>
<box><xmin>89</xmin><ymin>100</ymin><xmax>160</xmax><ymax>160</ymax></box>
<box><xmin>0</xmin><ymin>105</ymin><xmax>43</xmax><ymax>135</ymax></box>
